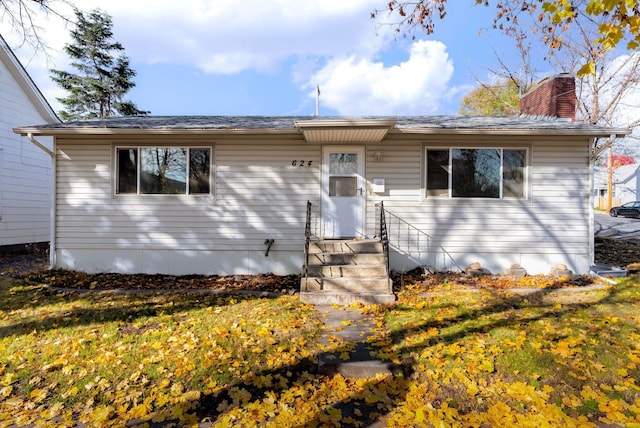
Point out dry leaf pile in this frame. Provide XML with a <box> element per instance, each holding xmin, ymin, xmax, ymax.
<box><xmin>16</xmin><ymin>267</ymin><xmax>605</xmax><ymax>296</ymax></box>
<box><xmin>23</xmin><ymin>270</ymin><xmax>300</xmax><ymax>293</ymax></box>
<box><xmin>392</xmin><ymin>268</ymin><xmax>604</xmax><ymax>293</ymax></box>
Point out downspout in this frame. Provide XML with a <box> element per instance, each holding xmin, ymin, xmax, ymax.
<box><xmin>27</xmin><ymin>133</ymin><xmax>56</xmax><ymax>269</ymax></box>
<box><xmin>27</xmin><ymin>132</ymin><xmax>53</xmax><ymax>157</ymax></box>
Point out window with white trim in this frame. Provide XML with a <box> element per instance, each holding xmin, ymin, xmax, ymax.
<box><xmin>426</xmin><ymin>148</ymin><xmax>527</xmax><ymax>199</ymax></box>
<box><xmin>116</xmin><ymin>147</ymin><xmax>212</xmax><ymax>195</ymax></box>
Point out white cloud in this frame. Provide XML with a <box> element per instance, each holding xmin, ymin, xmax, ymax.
<box><xmin>578</xmin><ymin>51</ymin><xmax>640</xmax><ymax>129</ymax></box>
<box><xmin>309</xmin><ymin>40</ymin><xmax>457</xmax><ymax>115</ymax></box>
<box><xmin>2</xmin><ymin>0</ymin><xmax>392</xmax><ymax>72</ymax></box>
<box><xmin>1</xmin><ymin>0</ymin><xmax>466</xmax><ymax>115</ymax></box>
<box><xmin>609</xmin><ymin>54</ymin><xmax>640</xmax><ymax>129</ymax></box>
<box><xmin>88</xmin><ymin>0</ymin><xmax>392</xmax><ymax>74</ymax></box>
<box><xmin>578</xmin><ymin>52</ymin><xmax>640</xmax><ymax>158</ymax></box>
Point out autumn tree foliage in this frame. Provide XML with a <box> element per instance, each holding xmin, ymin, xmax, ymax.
<box><xmin>603</xmin><ymin>154</ymin><xmax>635</xmax><ymax>168</ymax></box>
<box><xmin>50</xmin><ymin>9</ymin><xmax>148</xmax><ymax>120</ymax></box>
<box><xmin>444</xmin><ymin>1</ymin><xmax>639</xmax><ymax>161</ymax></box>
<box><xmin>459</xmin><ymin>79</ymin><xmax>522</xmax><ymax>116</ymax></box>
<box><xmin>457</xmin><ymin>45</ymin><xmax>537</xmax><ymax>118</ymax></box>
<box><xmin>372</xmin><ymin>0</ymin><xmax>640</xmax><ymax>76</ymax></box>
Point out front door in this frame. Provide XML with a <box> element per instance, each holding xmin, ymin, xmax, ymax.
<box><xmin>321</xmin><ymin>146</ymin><xmax>365</xmax><ymax>238</ymax></box>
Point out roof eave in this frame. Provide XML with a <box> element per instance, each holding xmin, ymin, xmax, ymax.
<box><xmin>294</xmin><ymin>119</ymin><xmax>397</xmax><ymax>143</ymax></box>
<box><xmin>14</xmin><ymin>123</ymin><xmax>631</xmax><ymax>139</ymax></box>
<box><xmin>294</xmin><ymin>119</ymin><xmax>398</xmax><ymax>128</ymax></box>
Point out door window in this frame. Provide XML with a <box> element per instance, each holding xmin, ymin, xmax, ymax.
<box><xmin>330</xmin><ymin>153</ymin><xmax>358</xmax><ymax>174</ymax></box>
<box><xmin>329</xmin><ymin>176</ymin><xmax>357</xmax><ymax>197</ymax></box>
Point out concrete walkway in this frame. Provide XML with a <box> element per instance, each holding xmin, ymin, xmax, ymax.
<box><xmin>314</xmin><ymin>305</ymin><xmax>399</xmax><ymax>379</ymax></box>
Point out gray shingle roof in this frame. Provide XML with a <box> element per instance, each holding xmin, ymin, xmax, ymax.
<box><xmin>14</xmin><ymin>115</ymin><xmax>630</xmax><ymax>136</ymax></box>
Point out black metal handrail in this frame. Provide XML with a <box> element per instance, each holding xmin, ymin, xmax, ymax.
<box><xmin>303</xmin><ymin>200</ymin><xmax>312</xmax><ymax>279</ymax></box>
<box><xmin>377</xmin><ymin>202</ymin><xmax>390</xmax><ymax>276</ymax></box>
<box><xmin>376</xmin><ymin>203</ymin><xmax>462</xmax><ymax>272</ymax></box>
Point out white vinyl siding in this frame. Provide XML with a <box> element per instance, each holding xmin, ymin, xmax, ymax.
<box><xmin>0</xmin><ymin>148</ymin><xmax>3</xmax><ymax>222</ymax></box>
<box><xmin>0</xmin><ymin>61</ymin><xmax>53</xmax><ymax>247</ymax></box>
<box><xmin>54</xmin><ymin>132</ymin><xmax>593</xmax><ymax>275</ymax></box>
<box><xmin>365</xmin><ymin>135</ymin><xmax>591</xmax><ymax>274</ymax></box>
<box><xmin>54</xmin><ymin>139</ymin><xmax>320</xmax><ymax>274</ymax></box>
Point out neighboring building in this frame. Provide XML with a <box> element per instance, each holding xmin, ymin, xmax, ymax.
<box><xmin>0</xmin><ymin>35</ymin><xmax>59</xmax><ymax>253</ymax></box>
<box><xmin>14</xmin><ymin>76</ymin><xmax>629</xmax><ymax>282</ymax></box>
<box><xmin>594</xmin><ymin>163</ymin><xmax>640</xmax><ymax>208</ymax></box>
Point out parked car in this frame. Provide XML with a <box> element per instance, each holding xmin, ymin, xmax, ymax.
<box><xmin>609</xmin><ymin>201</ymin><xmax>640</xmax><ymax>218</ymax></box>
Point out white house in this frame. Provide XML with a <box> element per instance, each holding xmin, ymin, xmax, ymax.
<box><xmin>594</xmin><ymin>163</ymin><xmax>640</xmax><ymax>207</ymax></box>
<box><xmin>13</xmin><ymin>76</ymin><xmax>629</xmax><ymax>301</ymax></box>
<box><xmin>0</xmin><ymin>35</ymin><xmax>59</xmax><ymax>253</ymax></box>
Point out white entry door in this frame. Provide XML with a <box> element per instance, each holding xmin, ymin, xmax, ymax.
<box><xmin>321</xmin><ymin>146</ymin><xmax>365</xmax><ymax>238</ymax></box>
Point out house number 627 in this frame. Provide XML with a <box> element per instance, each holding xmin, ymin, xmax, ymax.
<box><xmin>291</xmin><ymin>160</ymin><xmax>312</xmax><ymax>167</ymax></box>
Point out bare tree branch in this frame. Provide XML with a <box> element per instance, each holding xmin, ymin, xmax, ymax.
<box><xmin>0</xmin><ymin>0</ymin><xmax>74</xmax><ymax>53</ymax></box>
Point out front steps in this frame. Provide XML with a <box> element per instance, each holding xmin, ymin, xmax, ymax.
<box><xmin>300</xmin><ymin>239</ymin><xmax>395</xmax><ymax>305</ymax></box>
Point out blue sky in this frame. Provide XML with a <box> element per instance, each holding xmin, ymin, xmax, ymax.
<box><xmin>2</xmin><ymin>1</ymin><xmax>550</xmax><ymax>117</ymax></box>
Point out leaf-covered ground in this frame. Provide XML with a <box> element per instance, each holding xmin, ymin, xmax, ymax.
<box><xmin>14</xmin><ymin>266</ymin><xmax>605</xmax><ymax>297</ymax></box>
<box><xmin>1</xmin><ymin>268</ymin><xmax>640</xmax><ymax>427</ymax></box>
<box><xmin>372</xmin><ymin>280</ymin><xmax>640</xmax><ymax>426</ymax></box>
<box><xmin>25</xmin><ymin>269</ymin><xmax>302</xmax><ymax>293</ymax></box>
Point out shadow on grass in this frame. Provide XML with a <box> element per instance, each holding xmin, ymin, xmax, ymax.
<box><xmin>389</xmin><ymin>282</ymin><xmax>639</xmax><ymax>357</ymax></box>
<box><xmin>192</xmin><ymin>337</ymin><xmax>415</xmax><ymax>427</ymax></box>
<box><xmin>2</xmin><ymin>277</ymin><xmax>638</xmax><ymax>426</ymax></box>
<box><xmin>0</xmin><ymin>279</ymin><xmax>278</xmax><ymax>339</ymax></box>
<box><xmin>192</xmin><ymin>281</ymin><xmax>639</xmax><ymax>426</ymax></box>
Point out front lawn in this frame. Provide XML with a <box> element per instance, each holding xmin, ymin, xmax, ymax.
<box><xmin>1</xmin><ymin>275</ymin><xmax>639</xmax><ymax>427</ymax></box>
<box><xmin>372</xmin><ymin>280</ymin><xmax>640</xmax><ymax>426</ymax></box>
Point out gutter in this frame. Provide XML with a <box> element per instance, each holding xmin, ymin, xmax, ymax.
<box><xmin>26</xmin><ymin>133</ymin><xmax>56</xmax><ymax>270</ymax></box>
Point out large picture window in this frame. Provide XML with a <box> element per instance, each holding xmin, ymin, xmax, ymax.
<box><xmin>116</xmin><ymin>147</ymin><xmax>212</xmax><ymax>195</ymax></box>
<box><xmin>426</xmin><ymin>148</ymin><xmax>527</xmax><ymax>199</ymax></box>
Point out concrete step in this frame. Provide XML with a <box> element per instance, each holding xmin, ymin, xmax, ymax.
<box><xmin>314</xmin><ymin>305</ymin><xmax>401</xmax><ymax>378</ymax></box>
<box><xmin>301</xmin><ymin>277</ymin><xmax>392</xmax><ymax>294</ymax></box>
<box><xmin>318</xmin><ymin>343</ymin><xmax>400</xmax><ymax>378</ymax></box>
<box><xmin>305</xmin><ymin>264</ymin><xmax>388</xmax><ymax>278</ymax></box>
<box><xmin>310</xmin><ymin>239</ymin><xmax>383</xmax><ymax>254</ymax></box>
<box><xmin>302</xmin><ymin>238</ymin><xmax>393</xmax><ymax>306</ymax></box>
<box><xmin>307</xmin><ymin>252</ymin><xmax>386</xmax><ymax>266</ymax></box>
<box><xmin>300</xmin><ymin>291</ymin><xmax>396</xmax><ymax>305</ymax></box>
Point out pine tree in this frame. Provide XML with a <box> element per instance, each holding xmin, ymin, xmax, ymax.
<box><xmin>51</xmin><ymin>8</ymin><xmax>148</xmax><ymax>120</ymax></box>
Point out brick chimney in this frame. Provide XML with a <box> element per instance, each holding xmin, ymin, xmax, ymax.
<box><xmin>519</xmin><ymin>74</ymin><xmax>576</xmax><ymax>121</ymax></box>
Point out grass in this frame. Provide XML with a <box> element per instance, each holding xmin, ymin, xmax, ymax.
<box><xmin>374</xmin><ymin>279</ymin><xmax>640</xmax><ymax>426</ymax></box>
<box><xmin>1</xmin><ymin>275</ymin><xmax>640</xmax><ymax>427</ymax></box>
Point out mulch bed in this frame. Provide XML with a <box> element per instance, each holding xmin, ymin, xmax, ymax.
<box><xmin>25</xmin><ymin>270</ymin><xmax>302</xmax><ymax>293</ymax></box>
<box><xmin>0</xmin><ymin>250</ymin><xmax>49</xmax><ymax>278</ymax></box>
<box><xmin>594</xmin><ymin>236</ymin><xmax>640</xmax><ymax>270</ymax></box>
<box><xmin>1</xmin><ymin>236</ymin><xmax>638</xmax><ymax>294</ymax></box>
<box><xmin>390</xmin><ymin>268</ymin><xmax>605</xmax><ymax>293</ymax></box>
